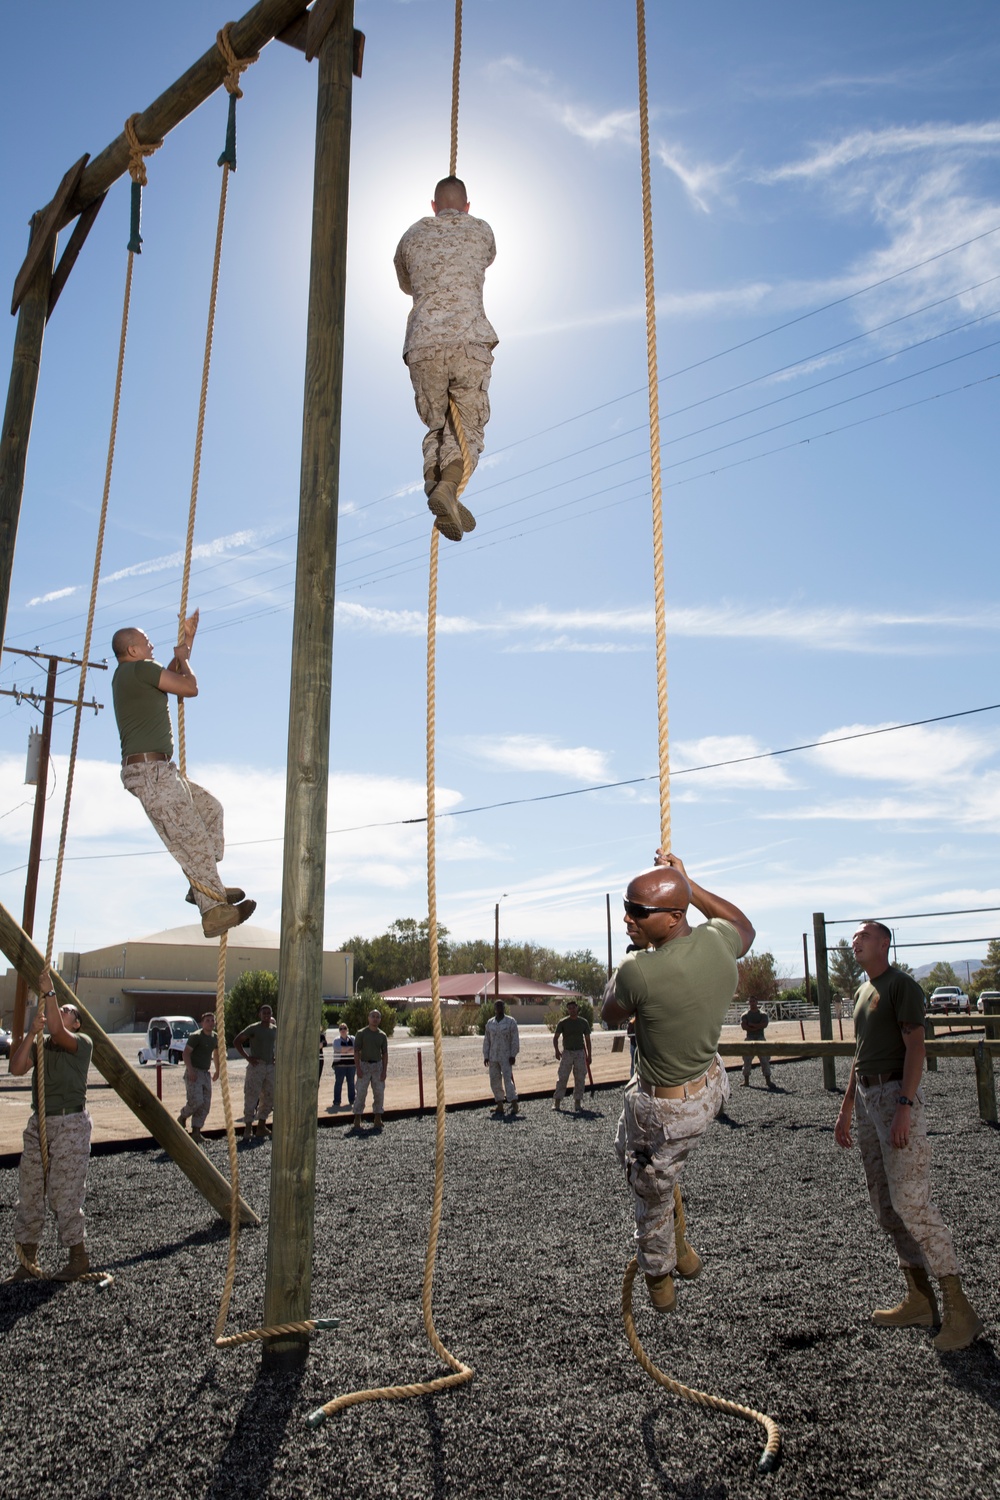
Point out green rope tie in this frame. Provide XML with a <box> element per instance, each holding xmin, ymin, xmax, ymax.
<box><xmin>127</xmin><ymin>180</ymin><xmax>143</xmax><ymax>254</ymax></box>
<box><xmin>218</xmin><ymin>92</ymin><xmax>238</xmax><ymax>171</ymax></box>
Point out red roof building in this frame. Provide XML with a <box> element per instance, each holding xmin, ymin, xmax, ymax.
<box><xmin>380</xmin><ymin>971</ymin><xmax>581</xmax><ymax>1004</ymax></box>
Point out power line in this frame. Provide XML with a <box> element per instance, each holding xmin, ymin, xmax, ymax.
<box><xmin>4</xmin><ymin>698</ymin><xmax>997</xmax><ymax>876</ymax></box>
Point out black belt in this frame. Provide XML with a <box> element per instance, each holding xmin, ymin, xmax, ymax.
<box><xmin>859</xmin><ymin>1070</ymin><xmax>903</xmax><ymax>1088</ymax></box>
<box><xmin>123</xmin><ymin>751</ymin><xmax>169</xmax><ymax>765</ymax></box>
<box><xmin>45</xmin><ymin>1106</ymin><xmax>84</xmax><ymax>1116</ymax></box>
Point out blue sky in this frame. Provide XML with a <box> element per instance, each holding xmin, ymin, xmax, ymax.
<box><xmin>0</xmin><ymin>0</ymin><xmax>998</xmax><ymax>975</ymax></box>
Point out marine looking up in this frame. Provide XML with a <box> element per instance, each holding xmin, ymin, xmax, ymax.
<box><xmin>394</xmin><ymin>174</ymin><xmax>498</xmax><ymax>543</ymax></box>
<box><xmin>111</xmin><ymin>610</ymin><xmax>255</xmax><ymax>939</ymax></box>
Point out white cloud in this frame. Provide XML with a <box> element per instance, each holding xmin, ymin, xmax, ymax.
<box><xmin>763</xmin><ymin>122</ymin><xmax>1000</xmax><ymax>183</ymax></box>
<box><xmin>810</xmin><ymin>722</ymin><xmax>996</xmax><ymax>784</ymax></box>
<box><xmin>100</xmin><ymin>527</ymin><xmax>280</xmax><ymax>585</ymax></box>
<box><xmin>26</xmin><ymin>586</ymin><xmax>77</xmax><ymax>607</ymax></box>
<box><xmin>672</xmin><ymin>735</ymin><xmax>796</xmax><ymax>790</ymax></box>
<box><xmin>459</xmin><ymin>734</ymin><xmax>611</xmax><ymax>782</ymax></box>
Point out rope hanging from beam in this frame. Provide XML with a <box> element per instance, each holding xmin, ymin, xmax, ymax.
<box><xmin>307</xmin><ymin>0</ymin><xmax>474</xmax><ymax>1426</ymax></box>
<box><xmin>619</xmin><ymin>1</ymin><xmax>780</xmax><ymax>1473</ymax></box>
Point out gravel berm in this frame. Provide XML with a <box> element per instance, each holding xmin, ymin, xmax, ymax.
<box><xmin>1</xmin><ymin>1058</ymin><xmax>997</xmax><ymax>1500</ymax></box>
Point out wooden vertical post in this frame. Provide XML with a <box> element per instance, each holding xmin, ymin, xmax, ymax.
<box><xmin>494</xmin><ymin>901</ymin><xmax>500</xmax><ymax>1003</ymax></box>
<box><xmin>813</xmin><ymin>912</ymin><xmax>836</xmax><ymax>1090</ymax></box>
<box><xmin>262</xmin><ymin>0</ymin><xmax>354</xmax><ymax>1372</ymax></box>
<box><xmin>0</xmin><ymin>219</ymin><xmax>54</xmax><ymax>648</ymax></box>
<box><xmin>801</xmin><ymin>931</ymin><xmax>811</xmax><ymax>1006</ymax></box>
<box><xmin>12</xmin><ymin>655</ymin><xmax>58</xmax><ymax>1047</ymax></box>
<box><xmin>606</xmin><ymin>893</ymin><xmax>613</xmax><ymax>978</ymax></box>
<box><xmin>973</xmin><ymin>1040</ymin><xmax>997</xmax><ymax>1124</ymax></box>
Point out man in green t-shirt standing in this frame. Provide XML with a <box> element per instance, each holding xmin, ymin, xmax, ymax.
<box><xmin>352</xmin><ymin>1010</ymin><xmax>389</xmax><ymax>1129</ymax></box>
<box><xmin>834</xmin><ymin>920</ymin><xmax>982</xmax><ymax>1350</ymax></box>
<box><xmin>234</xmin><ymin>1005</ymin><xmax>277</xmax><ymax>1141</ymax></box>
<box><xmin>7</xmin><ymin>969</ymin><xmax>95</xmax><ymax>1282</ymax></box>
<box><xmin>552</xmin><ymin>999</ymin><xmax>592</xmax><ymax>1112</ymax></box>
<box><xmin>179</xmin><ymin>1013</ymin><xmax>219</xmax><ymax>1143</ymax></box>
<box><xmin>603</xmin><ymin>851</ymin><xmax>754</xmax><ymax>1314</ymax></box>
<box><xmin>111</xmin><ymin>610</ymin><xmax>255</xmax><ymax>939</ymax></box>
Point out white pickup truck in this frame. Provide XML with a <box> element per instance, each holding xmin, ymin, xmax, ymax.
<box><xmin>927</xmin><ymin>986</ymin><xmax>970</xmax><ymax>1013</ymax></box>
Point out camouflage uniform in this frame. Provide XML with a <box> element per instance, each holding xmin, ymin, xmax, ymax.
<box><xmin>121</xmin><ymin>761</ymin><xmax>226</xmax><ymax>916</ymax></box>
<box><xmin>394</xmin><ymin>210</ymin><xmax>498</xmax><ymax>489</ymax></box>
<box><xmin>856</xmin><ymin>1080</ymin><xmax>959</xmax><ymax>1277</ymax></box>
<box><xmin>614</xmin><ymin>1063</ymin><xmax>729</xmax><ymax>1277</ymax></box>
<box><xmin>354</xmin><ymin>1060</ymin><xmax>385</xmax><ymax>1117</ymax></box>
<box><xmin>181</xmin><ymin>1069</ymin><xmax>213</xmax><ymax>1131</ymax></box>
<box><xmin>483</xmin><ymin>1013</ymin><xmax>519</xmax><ymax>1104</ymax></box>
<box><xmin>555</xmin><ymin>1049</ymin><xmax>588</xmax><ymax>1106</ymax></box>
<box><xmin>14</xmin><ymin>1112</ymin><xmax>93</xmax><ymax>1250</ymax></box>
<box><xmin>244</xmin><ymin>1060</ymin><xmax>275</xmax><ymax>1126</ymax></box>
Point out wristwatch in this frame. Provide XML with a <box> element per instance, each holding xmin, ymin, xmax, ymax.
<box><xmin>897</xmin><ymin>1095</ymin><xmax>914</xmax><ymax>1108</ymax></box>
<box><xmin>41</xmin><ymin>989</ymin><xmax>56</xmax><ymax>998</ymax></box>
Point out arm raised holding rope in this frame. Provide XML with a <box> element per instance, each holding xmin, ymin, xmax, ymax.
<box><xmin>111</xmin><ymin>615</ymin><xmax>255</xmax><ymax>939</ymax></box>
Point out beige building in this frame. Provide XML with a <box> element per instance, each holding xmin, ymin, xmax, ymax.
<box><xmin>0</xmin><ymin>923</ymin><xmax>353</xmax><ymax>1033</ymax></box>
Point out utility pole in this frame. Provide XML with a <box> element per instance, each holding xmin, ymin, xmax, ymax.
<box><xmin>606</xmin><ymin>893</ymin><xmax>613</xmax><ymax>978</ymax></box>
<box><xmin>812</xmin><ymin>912</ymin><xmax>836</xmax><ymax>1090</ymax></box>
<box><xmin>0</xmin><ymin>647</ymin><xmax>105</xmax><ymax>1044</ymax></box>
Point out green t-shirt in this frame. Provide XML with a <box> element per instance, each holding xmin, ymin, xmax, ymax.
<box><xmin>112</xmin><ymin>659</ymin><xmax>174</xmax><ymax>758</ymax></box>
<box><xmin>615</xmin><ymin>918</ymin><xmax>742</xmax><ymax>1088</ymax></box>
<box><xmin>854</xmin><ymin>967</ymin><xmax>925</xmax><ymax>1075</ymax></box>
<box><xmin>186</xmin><ymin>1027</ymin><xmax>217</xmax><ymax>1071</ymax></box>
<box><xmin>555</xmin><ymin>1015</ymin><xmax>591</xmax><ymax>1051</ymax></box>
<box><xmin>356</xmin><ymin>1027</ymin><xmax>388</xmax><ymax>1064</ymax></box>
<box><xmin>32</xmin><ymin>1033</ymin><xmax>93</xmax><ymax>1113</ymax></box>
<box><xmin>243</xmin><ymin>1022</ymin><xmax>277</xmax><ymax>1063</ymax></box>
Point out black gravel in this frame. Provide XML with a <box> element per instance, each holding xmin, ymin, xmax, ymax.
<box><xmin>1</xmin><ymin>1059</ymin><xmax>998</xmax><ymax>1500</ymax></box>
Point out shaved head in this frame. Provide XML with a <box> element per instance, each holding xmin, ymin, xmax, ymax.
<box><xmin>627</xmin><ymin>865</ymin><xmax>691</xmax><ymax>910</ymax></box>
<box><xmin>433</xmin><ymin>175</ymin><xmax>468</xmax><ymax>210</ymax></box>
<box><xmin>112</xmin><ymin>626</ymin><xmax>145</xmax><ymax>660</ymax></box>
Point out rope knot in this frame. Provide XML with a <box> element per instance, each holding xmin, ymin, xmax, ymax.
<box><xmin>217</xmin><ymin>22</ymin><xmax>259</xmax><ymax>98</ymax></box>
<box><xmin>124</xmin><ymin>113</ymin><xmax>163</xmax><ymax>187</ymax></box>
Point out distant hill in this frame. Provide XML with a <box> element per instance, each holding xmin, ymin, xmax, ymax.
<box><xmin>911</xmin><ymin>957</ymin><xmax>985</xmax><ymax>983</ymax></box>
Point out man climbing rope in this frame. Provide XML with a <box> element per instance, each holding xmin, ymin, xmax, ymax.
<box><xmin>7</xmin><ymin>969</ymin><xmax>94</xmax><ymax>1282</ymax></box>
<box><xmin>111</xmin><ymin>610</ymin><xmax>255</xmax><ymax>938</ymax></box>
<box><xmin>834</xmin><ymin>920</ymin><xmax>983</xmax><ymax>1350</ymax></box>
<box><xmin>603</xmin><ymin>851</ymin><xmax>754</xmax><ymax>1314</ymax></box>
<box><xmin>394</xmin><ymin>174</ymin><xmax>498</xmax><ymax>542</ymax></box>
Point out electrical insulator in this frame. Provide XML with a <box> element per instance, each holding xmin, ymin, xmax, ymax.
<box><xmin>25</xmin><ymin>727</ymin><xmax>42</xmax><ymax>786</ymax></box>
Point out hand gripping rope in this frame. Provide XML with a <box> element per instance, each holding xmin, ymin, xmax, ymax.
<box><xmin>620</xmin><ymin>0</ymin><xmax>781</xmax><ymax>1474</ymax></box>
<box><xmin>7</xmin><ymin>112</ymin><xmax>162</xmax><ymax>1289</ymax></box>
<box><xmin>307</xmin><ymin>0</ymin><xmax>476</xmax><ymax>1427</ymax></box>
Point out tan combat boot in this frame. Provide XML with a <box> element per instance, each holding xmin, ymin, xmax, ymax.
<box><xmin>5</xmin><ymin>1243</ymin><xmax>40</xmax><ymax>1283</ymax></box>
<box><xmin>373</xmin><ymin>1114</ymin><xmax>383</xmax><ymax>1129</ymax></box>
<box><xmin>872</xmin><ymin>1265</ymin><xmax>939</xmax><ymax>1327</ymax></box>
<box><xmin>427</xmin><ymin>461</ymin><xmax>476</xmax><ymax>541</ymax></box>
<box><xmin>190</xmin><ymin>1127</ymin><xmax>204</xmax><ymax>1144</ymax></box>
<box><xmin>255</xmin><ymin>1120</ymin><xmax>269</xmax><ymax>1139</ymax></box>
<box><xmin>933</xmin><ymin>1276</ymin><xmax>984</xmax><ymax>1351</ymax></box>
<box><xmin>53</xmin><ymin>1243</ymin><xmax>90</xmax><ymax>1282</ymax></box>
<box><xmin>242</xmin><ymin>1122</ymin><xmax>254</xmax><ymax>1142</ymax></box>
<box><xmin>644</xmin><ymin>1272</ymin><xmax>676</xmax><ymax>1313</ymax></box>
<box><xmin>673</xmin><ymin>1185</ymin><xmax>702</xmax><ymax>1279</ymax></box>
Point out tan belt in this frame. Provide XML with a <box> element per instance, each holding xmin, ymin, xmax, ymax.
<box><xmin>123</xmin><ymin>751</ymin><xmax>170</xmax><ymax>765</ymax></box>
<box><xmin>637</xmin><ymin>1059</ymin><xmax>720</xmax><ymax>1100</ymax></box>
<box><xmin>859</xmin><ymin>1070</ymin><xmax>903</xmax><ymax>1088</ymax></box>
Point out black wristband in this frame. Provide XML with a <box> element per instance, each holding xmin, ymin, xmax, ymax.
<box><xmin>897</xmin><ymin>1095</ymin><xmax>914</xmax><ymax>1107</ymax></box>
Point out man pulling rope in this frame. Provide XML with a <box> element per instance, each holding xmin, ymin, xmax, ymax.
<box><xmin>111</xmin><ymin>609</ymin><xmax>255</xmax><ymax>938</ymax></box>
<box><xmin>394</xmin><ymin>175</ymin><xmax>498</xmax><ymax>542</ymax></box>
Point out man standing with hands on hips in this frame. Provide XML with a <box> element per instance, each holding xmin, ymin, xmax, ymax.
<box><xmin>834</xmin><ymin>920</ymin><xmax>982</xmax><ymax>1350</ymax></box>
<box><xmin>603</xmin><ymin>851</ymin><xmax>753</xmax><ymax>1314</ymax></box>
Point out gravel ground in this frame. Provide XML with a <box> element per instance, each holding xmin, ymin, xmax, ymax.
<box><xmin>1</xmin><ymin>1058</ymin><xmax>998</xmax><ymax>1500</ymax></box>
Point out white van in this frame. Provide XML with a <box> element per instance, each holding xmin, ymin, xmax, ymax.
<box><xmin>138</xmin><ymin>1015</ymin><xmax>199</xmax><ymax>1067</ymax></box>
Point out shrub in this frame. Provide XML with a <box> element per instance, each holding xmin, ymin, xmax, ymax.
<box><xmin>343</xmin><ymin>989</ymin><xmax>397</xmax><ymax>1038</ymax></box>
<box><xmin>224</xmin><ymin>969</ymin><xmax>279</xmax><ymax>1043</ymax></box>
<box><xmin>408</xmin><ymin>1003</ymin><xmax>476</xmax><ymax>1038</ymax></box>
<box><xmin>322</xmin><ymin>1004</ymin><xmax>342</xmax><ymax>1029</ymax></box>
<box><xmin>544</xmin><ymin>997</ymin><xmax>595</xmax><ymax>1032</ymax></box>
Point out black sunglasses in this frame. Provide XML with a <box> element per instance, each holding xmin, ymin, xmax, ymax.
<box><xmin>623</xmin><ymin>897</ymin><xmax>686</xmax><ymax>920</ymax></box>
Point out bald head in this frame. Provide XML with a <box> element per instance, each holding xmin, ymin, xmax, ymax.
<box><xmin>433</xmin><ymin>175</ymin><xmax>469</xmax><ymax>212</ymax></box>
<box><xmin>112</xmin><ymin>626</ymin><xmax>147</xmax><ymax>660</ymax></box>
<box><xmin>627</xmin><ymin>866</ymin><xmax>691</xmax><ymax>910</ymax></box>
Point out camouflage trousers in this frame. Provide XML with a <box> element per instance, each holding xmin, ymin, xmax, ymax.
<box><xmin>354</xmin><ymin>1060</ymin><xmax>385</xmax><ymax>1116</ymax></box>
<box><xmin>614</xmin><ymin>1059</ymin><xmax>729</xmax><ymax>1278</ymax></box>
<box><xmin>856</xmin><ymin>1080</ymin><xmax>959</xmax><ymax>1278</ymax></box>
<box><xmin>555</xmin><ymin>1049</ymin><xmax>588</xmax><ymax>1104</ymax></box>
<box><xmin>122</xmin><ymin>760</ymin><xmax>226</xmax><ymax>915</ymax></box>
<box><xmin>742</xmin><ymin>1049</ymin><xmax>771</xmax><ymax>1082</ymax></box>
<box><xmin>244</xmin><ymin>1061</ymin><xmax>275</xmax><ymax>1124</ymax></box>
<box><xmin>406</xmin><ymin>344</ymin><xmax>493</xmax><ymax>490</ymax></box>
<box><xmin>180</xmin><ymin>1069</ymin><xmax>212</xmax><ymax>1130</ymax></box>
<box><xmin>489</xmin><ymin>1058</ymin><xmax>517</xmax><ymax>1104</ymax></box>
<box><xmin>14</xmin><ymin>1111</ymin><xmax>92</xmax><ymax>1248</ymax></box>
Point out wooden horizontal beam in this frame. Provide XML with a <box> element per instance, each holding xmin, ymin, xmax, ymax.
<box><xmin>0</xmin><ymin>897</ymin><xmax>259</xmax><ymax>1226</ymax></box>
<box><xmin>277</xmin><ymin>7</ymin><xmax>365</xmax><ymax>75</ymax></box>
<box><xmin>717</xmin><ymin>1039</ymin><xmax>1000</xmax><ymax>1059</ymax></box>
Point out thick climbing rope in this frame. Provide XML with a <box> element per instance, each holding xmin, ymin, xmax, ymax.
<box><xmin>13</xmin><ymin>119</ymin><xmax>160</xmax><ymax>1286</ymax></box>
<box><xmin>307</xmin><ymin>0</ymin><xmax>475</xmax><ymax>1427</ymax></box>
<box><xmin>622</xmin><ymin>2</ymin><xmax>780</xmax><ymax>1472</ymax></box>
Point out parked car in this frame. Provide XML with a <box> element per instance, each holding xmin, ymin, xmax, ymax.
<box><xmin>927</xmin><ymin>986</ymin><xmax>970</xmax><ymax>1013</ymax></box>
<box><xmin>977</xmin><ymin>990</ymin><xmax>1000</xmax><ymax>1015</ymax></box>
<box><xmin>137</xmin><ymin>1015</ymin><xmax>199</xmax><ymax>1066</ymax></box>
<box><xmin>0</xmin><ymin>1027</ymin><xmax>10</xmax><ymax>1058</ymax></box>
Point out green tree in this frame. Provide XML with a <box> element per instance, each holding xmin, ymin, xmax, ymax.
<box><xmin>544</xmin><ymin>997</ymin><xmax>595</xmax><ymax>1032</ymax></box>
<box><xmin>920</xmin><ymin>961</ymin><xmax>960</xmax><ymax>998</ymax></box>
<box><xmin>343</xmin><ymin>988</ymin><xmax>398</xmax><ymax>1038</ymax></box>
<box><xmin>828</xmin><ymin>938</ymin><xmax>864</xmax><ymax>1000</ymax></box>
<box><xmin>224</xmin><ymin>969</ymin><xmax>279</xmax><ymax>1043</ymax></box>
<box><xmin>340</xmin><ymin>917</ymin><xmax>450</xmax><ymax>994</ymax></box>
<box><xmin>971</xmin><ymin>939</ymin><xmax>1000</xmax><ymax>995</ymax></box>
<box><xmin>736</xmin><ymin>951</ymin><xmax>781</xmax><ymax>1005</ymax></box>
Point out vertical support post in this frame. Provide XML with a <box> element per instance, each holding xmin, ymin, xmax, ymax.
<box><xmin>984</xmin><ymin>992</ymin><xmax>1000</xmax><ymax>1045</ymax></box>
<box><xmin>925</xmin><ymin>1015</ymin><xmax>938</xmax><ymax>1072</ymax></box>
<box><xmin>973</xmin><ymin>1040</ymin><xmax>997</xmax><ymax>1124</ymax></box>
<box><xmin>12</xmin><ymin>655</ymin><xmax>58</xmax><ymax>1047</ymax></box>
<box><xmin>606</xmin><ymin>893</ymin><xmax>613</xmax><ymax>978</ymax></box>
<box><xmin>417</xmin><ymin>1047</ymin><xmax>424</xmax><ymax>1113</ymax></box>
<box><xmin>813</xmin><ymin>912</ymin><xmax>836</xmax><ymax>1090</ymax></box>
<box><xmin>0</xmin><ymin>219</ymin><xmax>54</xmax><ymax>648</ymax></box>
<box><xmin>801</xmin><ymin>932</ymin><xmax>811</xmax><ymax>1007</ymax></box>
<box><xmin>494</xmin><ymin>901</ymin><xmax>500</xmax><ymax>1003</ymax></box>
<box><xmin>263</xmin><ymin>0</ymin><xmax>354</xmax><ymax>1372</ymax></box>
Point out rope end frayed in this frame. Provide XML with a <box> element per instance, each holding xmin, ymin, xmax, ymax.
<box><xmin>758</xmin><ymin>1449</ymin><xmax>781</xmax><ymax>1475</ymax></box>
<box><xmin>313</xmin><ymin>1317</ymin><xmax>340</xmax><ymax>1331</ymax></box>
